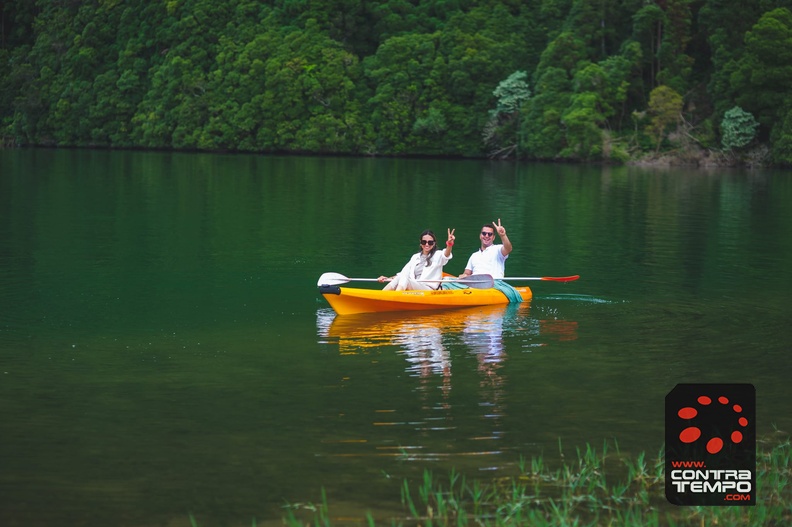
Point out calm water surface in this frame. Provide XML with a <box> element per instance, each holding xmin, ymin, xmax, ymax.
<box><xmin>1</xmin><ymin>149</ymin><xmax>791</xmax><ymax>526</ymax></box>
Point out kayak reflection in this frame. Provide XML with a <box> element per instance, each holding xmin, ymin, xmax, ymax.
<box><xmin>319</xmin><ymin>304</ymin><xmax>526</xmax><ymax>356</ymax></box>
<box><xmin>317</xmin><ymin>301</ymin><xmax>578</xmax><ymax>362</ymax></box>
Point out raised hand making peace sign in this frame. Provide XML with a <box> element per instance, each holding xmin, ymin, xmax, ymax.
<box><xmin>492</xmin><ymin>218</ymin><xmax>506</xmax><ymax>238</ymax></box>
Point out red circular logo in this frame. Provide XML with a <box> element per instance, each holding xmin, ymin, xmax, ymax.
<box><xmin>676</xmin><ymin>395</ymin><xmax>748</xmax><ymax>454</ymax></box>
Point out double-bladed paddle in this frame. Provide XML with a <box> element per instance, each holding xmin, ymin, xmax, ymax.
<box><xmin>503</xmin><ymin>275</ymin><xmax>580</xmax><ymax>282</ymax></box>
<box><xmin>317</xmin><ymin>272</ymin><xmax>495</xmax><ymax>289</ymax></box>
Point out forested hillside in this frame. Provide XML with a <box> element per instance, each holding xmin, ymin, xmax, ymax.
<box><xmin>1</xmin><ymin>0</ymin><xmax>791</xmax><ymax>165</ymax></box>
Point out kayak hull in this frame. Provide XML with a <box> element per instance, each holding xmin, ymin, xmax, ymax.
<box><xmin>319</xmin><ymin>285</ymin><xmax>532</xmax><ymax>315</ymax></box>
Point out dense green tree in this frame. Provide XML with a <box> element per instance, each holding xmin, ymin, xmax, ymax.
<box><xmin>732</xmin><ymin>8</ymin><xmax>792</xmax><ymax>128</ymax></box>
<box><xmin>522</xmin><ymin>67</ymin><xmax>573</xmax><ymax>159</ymax></box>
<box><xmin>259</xmin><ymin>25</ymin><xmax>369</xmax><ymax>152</ymax></box>
<box><xmin>533</xmin><ymin>31</ymin><xmax>588</xmax><ymax>79</ymax></box>
<box><xmin>645</xmin><ymin>84</ymin><xmax>683</xmax><ymax>150</ymax></box>
<box><xmin>561</xmin><ymin>92</ymin><xmax>605</xmax><ymax>159</ymax></box>
<box><xmin>363</xmin><ymin>32</ymin><xmax>441</xmax><ymax>153</ymax></box>
<box><xmin>699</xmin><ymin>0</ymin><xmax>775</xmax><ymax>119</ymax></box>
<box><xmin>484</xmin><ymin>70</ymin><xmax>531</xmax><ymax>158</ymax></box>
<box><xmin>561</xmin><ymin>61</ymin><xmax>621</xmax><ymax>159</ymax></box>
<box><xmin>605</xmin><ymin>44</ymin><xmax>644</xmax><ymax>124</ymax></box>
<box><xmin>493</xmin><ymin>70</ymin><xmax>531</xmax><ymax>115</ymax></box>
<box><xmin>770</xmin><ymin>103</ymin><xmax>792</xmax><ymax>165</ymax></box>
<box><xmin>0</xmin><ymin>0</ymin><xmax>37</xmax><ymax>140</ymax></box>
<box><xmin>720</xmin><ymin>106</ymin><xmax>759</xmax><ymax>151</ymax></box>
<box><xmin>655</xmin><ymin>0</ymin><xmax>695</xmax><ymax>94</ymax></box>
<box><xmin>370</xmin><ymin>0</ymin><xmax>446</xmax><ymax>46</ymax></box>
<box><xmin>522</xmin><ymin>30</ymin><xmax>592</xmax><ymax>160</ymax></box>
<box><xmin>564</xmin><ymin>0</ymin><xmax>642</xmax><ymax>61</ymax></box>
<box><xmin>390</xmin><ymin>4</ymin><xmax>543</xmax><ymax>155</ymax></box>
<box><xmin>632</xmin><ymin>2</ymin><xmax>665</xmax><ymax>89</ymax></box>
<box><xmin>539</xmin><ymin>0</ymin><xmax>574</xmax><ymax>33</ymax></box>
<box><xmin>1</xmin><ymin>0</ymin><xmax>38</xmax><ymax>49</ymax></box>
<box><xmin>573</xmin><ymin>60</ymin><xmax>623</xmax><ymax>121</ymax></box>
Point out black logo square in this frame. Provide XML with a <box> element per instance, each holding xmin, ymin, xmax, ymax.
<box><xmin>665</xmin><ymin>383</ymin><xmax>756</xmax><ymax>506</ymax></box>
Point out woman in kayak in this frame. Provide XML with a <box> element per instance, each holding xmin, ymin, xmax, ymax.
<box><xmin>378</xmin><ymin>228</ymin><xmax>455</xmax><ymax>290</ymax></box>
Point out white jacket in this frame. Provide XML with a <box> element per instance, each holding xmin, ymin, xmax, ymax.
<box><xmin>396</xmin><ymin>250</ymin><xmax>452</xmax><ymax>286</ymax></box>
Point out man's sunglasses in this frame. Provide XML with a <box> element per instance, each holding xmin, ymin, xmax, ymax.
<box><xmin>481</xmin><ymin>231</ymin><xmax>494</xmax><ymax>237</ymax></box>
<box><xmin>420</xmin><ymin>240</ymin><xmax>436</xmax><ymax>246</ymax></box>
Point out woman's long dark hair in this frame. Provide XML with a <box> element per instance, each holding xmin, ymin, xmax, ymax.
<box><xmin>419</xmin><ymin>229</ymin><xmax>438</xmax><ymax>266</ymax></box>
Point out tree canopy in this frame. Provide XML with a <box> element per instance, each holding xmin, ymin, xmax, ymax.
<box><xmin>1</xmin><ymin>0</ymin><xmax>791</xmax><ymax>165</ymax></box>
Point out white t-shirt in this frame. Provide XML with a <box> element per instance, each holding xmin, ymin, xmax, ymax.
<box><xmin>464</xmin><ymin>244</ymin><xmax>508</xmax><ymax>279</ymax></box>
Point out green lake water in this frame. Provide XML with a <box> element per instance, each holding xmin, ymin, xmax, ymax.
<box><xmin>1</xmin><ymin>149</ymin><xmax>790</xmax><ymax>526</ymax></box>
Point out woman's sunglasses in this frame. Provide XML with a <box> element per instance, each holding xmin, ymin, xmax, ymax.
<box><xmin>420</xmin><ymin>240</ymin><xmax>436</xmax><ymax>246</ymax></box>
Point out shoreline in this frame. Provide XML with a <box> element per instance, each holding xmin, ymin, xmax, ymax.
<box><xmin>1</xmin><ymin>142</ymin><xmax>778</xmax><ymax>169</ymax></box>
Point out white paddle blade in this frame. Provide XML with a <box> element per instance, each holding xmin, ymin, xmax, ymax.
<box><xmin>317</xmin><ymin>272</ymin><xmax>349</xmax><ymax>286</ymax></box>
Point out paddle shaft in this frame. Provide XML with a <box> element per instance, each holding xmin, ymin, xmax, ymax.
<box><xmin>503</xmin><ymin>275</ymin><xmax>579</xmax><ymax>282</ymax></box>
<box><xmin>325</xmin><ymin>277</ymin><xmax>479</xmax><ymax>284</ymax></box>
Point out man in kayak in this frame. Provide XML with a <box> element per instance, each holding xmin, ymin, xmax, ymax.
<box><xmin>377</xmin><ymin>228</ymin><xmax>456</xmax><ymax>290</ymax></box>
<box><xmin>458</xmin><ymin>219</ymin><xmax>512</xmax><ymax>280</ymax></box>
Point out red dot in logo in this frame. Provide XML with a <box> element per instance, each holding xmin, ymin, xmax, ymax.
<box><xmin>678</xmin><ymin>407</ymin><xmax>697</xmax><ymax>419</ymax></box>
<box><xmin>733</xmin><ymin>404</ymin><xmax>742</xmax><ymax>413</ymax></box>
<box><xmin>739</xmin><ymin>417</ymin><xmax>748</xmax><ymax>427</ymax></box>
<box><xmin>707</xmin><ymin>437</ymin><xmax>724</xmax><ymax>454</ymax></box>
<box><xmin>698</xmin><ymin>396</ymin><xmax>711</xmax><ymax>405</ymax></box>
<box><xmin>718</xmin><ymin>396</ymin><xmax>729</xmax><ymax>404</ymax></box>
<box><xmin>680</xmin><ymin>427</ymin><xmax>701</xmax><ymax>443</ymax></box>
<box><xmin>732</xmin><ymin>431</ymin><xmax>743</xmax><ymax>443</ymax></box>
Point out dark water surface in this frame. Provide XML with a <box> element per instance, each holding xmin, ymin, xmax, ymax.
<box><xmin>1</xmin><ymin>149</ymin><xmax>791</xmax><ymax>526</ymax></box>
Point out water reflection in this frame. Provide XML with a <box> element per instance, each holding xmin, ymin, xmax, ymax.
<box><xmin>317</xmin><ymin>302</ymin><xmax>579</xmax><ymax>374</ymax></box>
<box><xmin>459</xmin><ymin>306</ymin><xmax>513</xmax><ymax>454</ymax></box>
<box><xmin>318</xmin><ymin>304</ymin><xmax>524</xmax><ymax>354</ymax></box>
<box><xmin>316</xmin><ymin>304</ymin><xmax>579</xmax><ymax>467</ymax></box>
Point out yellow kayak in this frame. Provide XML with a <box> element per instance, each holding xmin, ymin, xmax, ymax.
<box><xmin>318</xmin><ymin>284</ymin><xmax>532</xmax><ymax>315</ymax></box>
